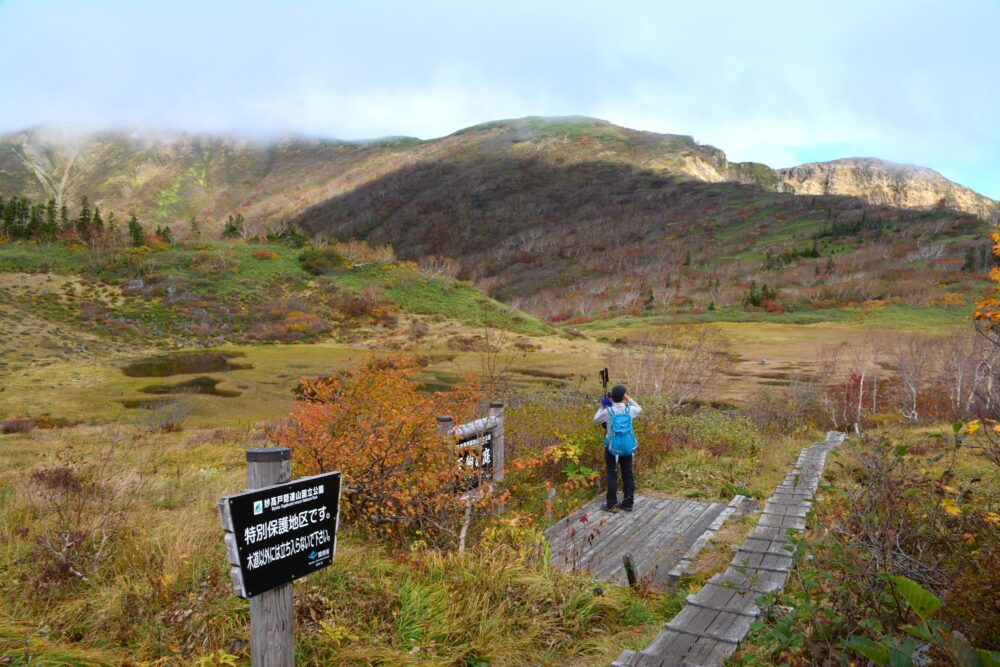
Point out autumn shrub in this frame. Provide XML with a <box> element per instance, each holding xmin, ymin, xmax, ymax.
<box><xmin>299</xmin><ymin>246</ymin><xmax>345</xmax><ymax>275</ymax></box>
<box><xmin>333</xmin><ymin>239</ymin><xmax>395</xmax><ymax>265</ymax></box>
<box><xmin>760</xmin><ymin>298</ymin><xmax>784</xmax><ymax>313</ymax></box>
<box><xmin>406</xmin><ymin>319</ymin><xmax>429</xmax><ymax>340</ymax></box>
<box><xmin>503</xmin><ymin>401</ymin><xmax>604</xmax><ymax>518</ymax></box>
<box><xmin>271</xmin><ymin>356</ymin><xmax>484</xmax><ymax>547</ymax></box>
<box><xmin>186</xmin><ymin>249</ymin><xmax>233</xmax><ymax>277</ymax></box>
<box><xmin>446</xmin><ymin>334</ymin><xmax>488</xmax><ymax>351</ymax></box>
<box><xmin>251</xmin><ymin>298</ymin><xmax>332</xmax><ymax>342</ymax></box>
<box><xmin>667</xmin><ymin>408</ymin><xmax>761</xmax><ymax>458</ymax></box>
<box><xmin>743</xmin><ymin>378</ymin><xmax>825</xmax><ymax>435</ymax></box>
<box><xmin>1</xmin><ymin>418</ymin><xmax>36</xmax><ymax>434</ymax></box>
<box><xmin>21</xmin><ymin>436</ymin><xmax>148</xmax><ymax>584</ymax></box>
<box><xmin>637</xmin><ymin>407</ymin><xmax>768</xmax><ymax>499</ymax></box>
<box><xmin>330</xmin><ymin>287</ymin><xmax>386</xmax><ymax>319</ymax></box>
<box><xmin>102</xmin><ymin>249</ymin><xmax>155</xmax><ymax>280</ymax></box>
<box><xmin>143</xmin><ymin>398</ymin><xmax>195</xmax><ymax>432</ymax></box>
<box><xmin>738</xmin><ymin>431</ymin><xmax>1000</xmax><ymax>665</ymax></box>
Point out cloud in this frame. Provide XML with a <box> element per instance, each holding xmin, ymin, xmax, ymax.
<box><xmin>0</xmin><ymin>0</ymin><xmax>997</xmax><ymax>197</ymax></box>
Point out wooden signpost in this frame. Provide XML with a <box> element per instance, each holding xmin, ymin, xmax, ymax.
<box><xmin>443</xmin><ymin>401</ymin><xmax>505</xmax><ymax>490</ymax></box>
<box><xmin>218</xmin><ymin>448</ymin><xmax>341</xmax><ymax>667</ymax></box>
<box><xmin>220</xmin><ymin>407</ymin><xmax>499</xmax><ymax>664</ymax></box>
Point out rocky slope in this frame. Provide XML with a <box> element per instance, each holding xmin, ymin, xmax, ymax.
<box><xmin>2</xmin><ymin>118</ymin><xmax>994</xmax><ymax>237</ymax></box>
<box><xmin>777</xmin><ymin>158</ymin><xmax>997</xmax><ymax>220</ymax></box>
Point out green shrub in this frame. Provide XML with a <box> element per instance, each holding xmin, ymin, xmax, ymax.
<box><xmin>667</xmin><ymin>408</ymin><xmax>761</xmax><ymax>457</ymax></box>
<box><xmin>299</xmin><ymin>246</ymin><xmax>346</xmax><ymax>275</ymax></box>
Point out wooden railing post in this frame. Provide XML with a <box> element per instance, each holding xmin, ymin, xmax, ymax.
<box><xmin>488</xmin><ymin>402</ymin><xmax>505</xmax><ymax>481</ymax></box>
<box><xmin>623</xmin><ymin>552</ymin><xmax>639</xmax><ymax>589</ymax></box>
<box><xmin>246</xmin><ymin>448</ymin><xmax>294</xmax><ymax>667</ymax></box>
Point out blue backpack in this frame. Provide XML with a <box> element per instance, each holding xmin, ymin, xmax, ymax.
<box><xmin>605</xmin><ymin>404</ymin><xmax>637</xmax><ymax>456</ymax></box>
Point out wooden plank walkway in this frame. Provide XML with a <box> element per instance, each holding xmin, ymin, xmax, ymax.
<box><xmin>612</xmin><ymin>431</ymin><xmax>845</xmax><ymax>667</ymax></box>
<box><xmin>544</xmin><ymin>494</ymin><xmax>730</xmax><ymax>589</ymax></box>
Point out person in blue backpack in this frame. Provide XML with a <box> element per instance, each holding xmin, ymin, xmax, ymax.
<box><xmin>594</xmin><ymin>384</ymin><xmax>642</xmax><ymax>512</ymax></box>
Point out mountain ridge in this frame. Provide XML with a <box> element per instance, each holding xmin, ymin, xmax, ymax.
<box><xmin>1</xmin><ymin>116</ymin><xmax>992</xmax><ymax>321</ymax></box>
<box><xmin>1</xmin><ymin>117</ymin><xmax>995</xmax><ymax>229</ymax></box>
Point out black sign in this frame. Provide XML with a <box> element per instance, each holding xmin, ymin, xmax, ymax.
<box><xmin>221</xmin><ymin>472</ymin><xmax>341</xmax><ymax>598</ymax></box>
<box><xmin>457</xmin><ymin>429</ymin><xmax>494</xmax><ymax>487</ymax></box>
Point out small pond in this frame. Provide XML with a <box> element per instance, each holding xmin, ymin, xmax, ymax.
<box><xmin>139</xmin><ymin>376</ymin><xmax>242</xmax><ymax>397</ymax></box>
<box><xmin>122</xmin><ymin>351</ymin><xmax>252</xmax><ymax>377</ymax></box>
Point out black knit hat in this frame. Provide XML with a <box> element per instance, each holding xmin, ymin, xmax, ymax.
<box><xmin>611</xmin><ymin>385</ymin><xmax>627</xmax><ymax>402</ymax></box>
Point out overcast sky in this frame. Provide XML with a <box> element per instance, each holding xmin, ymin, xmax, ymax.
<box><xmin>1</xmin><ymin>0</ymin><xmax>997</xmax><ymax>198</ymax></box>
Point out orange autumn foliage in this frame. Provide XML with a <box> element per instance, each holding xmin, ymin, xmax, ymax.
<box><xmin>271</xmin><ymin>356</ymin><xmax>484</xmax><ymax>546</ymax></box>
<box><xmin>974</xmin><ymin>225</ymin><xmax>1000</xmax><ymax>327</ymax></box>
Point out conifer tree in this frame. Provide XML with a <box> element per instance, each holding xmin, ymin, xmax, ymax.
<box><xmin>128</xmin><ymin>214</ymin><xmax>144</xmax><ymax>247</ymax></box>
<box><xmin>28</xmin><ymin>203</ymin><xmax>43</xmax><ymax>239</ymax></box>
<box><xmin>45</xmin><ymin>198</ymin><xmax>57</xmax><ymax>234</ymax></box>
<box><xmin>107</xmin><ymin>212</ymin><xmax>118</xmax><ymax>244</ymax></box>
<box><xmin>222</xmin><ymin>212</ymin><xmax>245</xmax><ymax>239</ymax></box>
<box><xmin>189</xmin><ymin>216</ymin><xmax>200</xmax><ymax>239</ymax></box>
<box><xmin>76</xmin><ymin>195</ymin><xmax>92</xmax><ymax>240</ymax></box>
<box><xmin>964</xmin><ymin>247</ymin><xmax>977</xmax><ymax>272</ymax></box>
<box><xmin>60</xmin><ymin>204</ymin><xmax>70</xmax><ymax>231</ymax></box>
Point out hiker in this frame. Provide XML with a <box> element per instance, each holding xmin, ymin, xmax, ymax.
<box><xmin>593</xmin><ymin>384</ymin><xmax>641</xmax><ymax>512</ymax></box>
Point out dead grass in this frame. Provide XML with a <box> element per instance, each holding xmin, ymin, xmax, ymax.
<box><xmin>0</xmin><ymin>422</ymin><xmax>685</xmax><ymax>665</ymax></box>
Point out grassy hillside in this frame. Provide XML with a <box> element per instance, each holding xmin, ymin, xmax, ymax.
<box><xmin>0</xmin><ymin>239</ymin><xmax>547</xmax><ymax>352</ymax></box>
<box><xmin>3</xmin><ymin>118</ymin><xmax>995</xmax><ymax>323</ymax></box>
<box><xmin>0</xmin><ymin>237</ymin><xmax>558</xmax><ymax>425</ymax></box>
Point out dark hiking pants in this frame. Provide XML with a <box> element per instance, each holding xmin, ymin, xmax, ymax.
<box><xmin>605</xmin><ymin>447</ymin><xmax>634</xmax><ymax>509</ymax></box>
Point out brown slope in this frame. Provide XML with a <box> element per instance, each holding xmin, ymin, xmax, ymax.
<box><xmin>290</xmin><ymin>151</ymin><xmax>987</xmax><ymax>317</ymax></box>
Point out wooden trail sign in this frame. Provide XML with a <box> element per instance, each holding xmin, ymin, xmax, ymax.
<box><xmin>218</xmin><ymin>448</ymin><xmax>342</xmax><ymax>667</ymax></box>
<box><xmin>442</xmin><ymin>401</ymin><xmax>505</xmax><ymax>490</ymax></box>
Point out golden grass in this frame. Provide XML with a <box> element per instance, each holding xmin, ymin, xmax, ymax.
<box><xmin>0</xmin><ymin>423</ymin><xmax>688</xmax><ymax>665</ymax></box>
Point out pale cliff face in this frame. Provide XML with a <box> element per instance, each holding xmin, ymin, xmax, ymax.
<box><xmin>776</xmin><ymin>158</ymin><xmax>997</xmax><ymax>220</ymax></box>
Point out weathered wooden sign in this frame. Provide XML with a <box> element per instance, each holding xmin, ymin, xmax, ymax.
<box><xmin>456</xmin><ymin>423</ymin><xmax>495</xmax><ymax>482</ymax></box>
<box><xmin>219</xmin><ymin>469</ymin><xmax>341</xmax><ymax>598</ymax></box>
<box><xmin>445</xmin><ymin>402</ymin><xmax>505</xmax><ymax>490</ymax></box>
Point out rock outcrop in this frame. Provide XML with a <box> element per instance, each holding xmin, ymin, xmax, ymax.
<box><xmin>776</xmin><ymin>158</ymin><xmax>997</xmax><ymax>220</ymax></box>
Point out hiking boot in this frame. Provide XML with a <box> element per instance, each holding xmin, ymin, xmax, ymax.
<box><xmin>601</xmin><ymin>503</ymin><xmax>619</xmax><ymax>513</ymax></box>
<box><xmin>621</xmin><ymin>505</ymin><xmax>634</xmax><ymax>512</ymax></box>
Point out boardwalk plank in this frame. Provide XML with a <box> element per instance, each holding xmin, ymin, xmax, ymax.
<box><xmin>612</xmin><ymin>650</ymin><xmax>665</xmax><ymax>667</ymax></box>
<box><xmin>644</xmin><ymin>628</ymin><xmax>698</xmax><ymax>661</ymax></box>
<box><xmin>614</xmin><ymin>433</ymin><xmax>845</xmax><ymax>666</ymax></box>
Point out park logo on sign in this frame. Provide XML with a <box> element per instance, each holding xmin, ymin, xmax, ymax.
<box><xmin>253</xmin><ymin>500</ymin><xmax>263</xmax><ymax>515</ymax></box>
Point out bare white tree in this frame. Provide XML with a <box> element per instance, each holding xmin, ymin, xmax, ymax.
<box><xmin>607</xmin><ymin>324</ymin><xmax>733</xmax><ymax>409</ymax></box>
<box><xmin>894</xmin><ymin>335</ymin><xmax>937</xmax><ymax>422</ymax></box>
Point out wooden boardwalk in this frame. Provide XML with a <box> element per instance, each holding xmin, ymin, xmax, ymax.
<box><xmin>613</xmin><ymin>431</ymin><xmax>846</xmax><ymax>667</ymax></box>
<box><xmin>544</xmin><ymin>495</ymin><xmax>731</xmax><ymax>589</ymax></box>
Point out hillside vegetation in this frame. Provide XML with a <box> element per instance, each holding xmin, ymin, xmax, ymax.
<box><xmin>0</xmin><ymin>237</ymin><xmax>548</xmax><ymax>376</ymax></box>
<box><xmin>3</xmin><ymin>118</ymin><xmax>995</xmax><ymax>322</ymax></box>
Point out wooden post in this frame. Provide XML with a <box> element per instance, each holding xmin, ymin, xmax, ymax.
<box><xmin>246</xmin><ymin>448</ymin><xmax>294</xmax><ymax>667</ymax></box>
<box><xmin>436</xmin><ymin>415</ymin><xmax>454</xmax><ymax>436</ymax></box>
<box><xmin>488</xmin><ymin>402</ymin><xmax>505</xmax><ymax>481</ymax></box>
<box><xmin>622</xmin><ymin>553</ymin><xmax>639</xmax><ymax>589</ymax></box>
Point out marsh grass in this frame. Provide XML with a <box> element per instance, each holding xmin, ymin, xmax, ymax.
<box><xmin>0</xmin><ymin>423</ymin><xmax>682</xmax><ymax>665</ymax></box>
